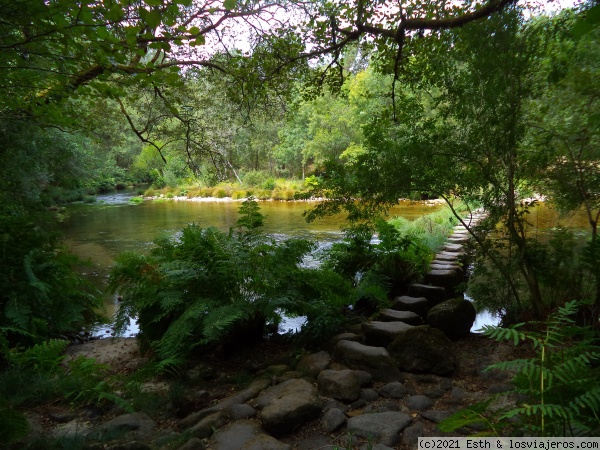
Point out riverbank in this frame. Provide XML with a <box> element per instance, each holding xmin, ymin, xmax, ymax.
<box><xmin>23</xmin><ymin>328</ymin><xmax>526</xmax><ymax>450</ymax></box>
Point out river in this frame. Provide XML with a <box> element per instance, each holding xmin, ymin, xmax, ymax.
<box><xmin>61</xmin><ymin>194</ymin><xmax>443</xmax><ymax>336</ymax></box>
<box><xmin>61</xmin><ymin>194</ymin><xmax>592</xmax><ymax>336</ymax></box>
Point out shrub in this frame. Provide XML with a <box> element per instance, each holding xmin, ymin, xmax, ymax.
<box><xmin>242</xmin><ymin>170</ymin><xmax>271</xmax><ymax>188</ymax></box>
<box><xmin>262</xmin><ymin>177</ymin><xmax>276</xmax><ymax>190</ymax></box>
<box><xmin>110</xmin><ymin>199</ymin><xmax>348</xmax><ymax>367</ymax></box>
<box><xmin>440</xmin><ymin>301</ymin><xmax>600</xmax><ymax>437</ymax></box>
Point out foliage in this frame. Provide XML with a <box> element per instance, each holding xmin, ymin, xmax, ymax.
<box><xmin>320</xmin><ymin>219</ymin><xmax>431</xmax><ymax>308</ymax></box>
<box><xmin>110</xmin><ymin>198</ymin><xmax>353</xmax><ymax>366</ymax></box>
<box><xmin>440</xmin><ymin>301</ymin><xmax>600</xmax><ymax>436</ymax></box>
<box><xmin>0</xmin><ymin>211</ymin><xmax>103</xmax><ymax>349</ymax></box>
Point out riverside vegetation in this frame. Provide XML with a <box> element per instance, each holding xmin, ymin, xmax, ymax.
<box><xmin>1</xmin><ymin>0</ymin><xmax>600</xmax><ymax>446</ymax></box>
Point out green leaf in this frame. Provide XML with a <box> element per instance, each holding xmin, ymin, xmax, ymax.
<box><xmin>141</xmin><ymin>9</ymin><xmax>162</xmax><ymax>29</ymax></box>
<box><xmin>143</xmin><ymin>0</ymin><xmax>163</xmax><ymax>6</ymax></box>
<box><xmin>223</xmin><ymin>0</ymin><xmax>236</xmax><ymax>10</ymax></box>
<box><xmin>188</xmin><ymin>26</ymin><xmax>200</xmax><ymax>35</ymax></box>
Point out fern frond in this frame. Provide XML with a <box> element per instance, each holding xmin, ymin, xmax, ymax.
<box><xmin>481</xmin><ymin>324</ymin><xmax>526</xmax><ymax>346</ymax></box>
<box><xmin>0</xmin><ymin>407</ymin><xmax>29</xmax><ymax>444</ymax></box>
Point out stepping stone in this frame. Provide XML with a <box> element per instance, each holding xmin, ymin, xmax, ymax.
<box><xmin>421</xmin><ymin>410</ymin><xmax>453</xmax><ymax>423</ymax></box>
<box><xmin>435</xmin><ymin>251</ymin><xmax>465</xmax><ymax>262</ymax></box>
<box><xmin>377</xmin><ymin>309</ymin><xmax>423</xmax><ymax>325</ymax></box>
<box><xmin>407</xmin><ymin>284</ymin><xmax>447</xmax><ymax>306</ymax></box>
<box><xmin>430</xmin><ymin>263</ymin><xmax>464</xmax><ymax>275</ymax></box>
<box><xmin>255</xmin><ymin>378</ymin><xmax>322</xmax><ymax>436</ymax></box>
<box><xmin>333</xmin><ymin>340</ymin><xmax>401</xmax><ymax>382</ymax></box>
<box><xmin>391</xmin><ymin>296</ymin><xmax>428</xmax><ymax>318</ymax></box>
<box><xmin>442</xmin><ymin>242</ymin><xmax>464</xmax><ymax>252</ymax></box>
<box><xmin>346</xmin><ymin>411</ymin><xmax>411</xmax><ymax>447</ymax></box>
<box><xmin>405</xmin><ymin>394</ymin><xmax>434</xmax><ymax>411</ymax></box>
<box><xmin>362</xmin><ymin>321</ymin><xmax>414</xmax><ymax>347</ymax></box>
<box><xmin>447</xmin><ymin>236</ymin><xmax>469</xmax><ymax>244</ymax></box>
<box><xmin>317</xmin><ymin>369</ymin><xmax>372</xmax><ymax>402</ymax></box>
<box><xmin>424</xmin><ymin>269</ymin><xmax>462</xmax><ymax>291</ymax></box>
<box><xmin>210</xmin><ymin>420</ymin><xmax>291</xmax><ymax>450</ymax></box>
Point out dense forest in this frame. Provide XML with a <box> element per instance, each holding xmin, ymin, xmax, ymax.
<box><xmin>1</xmin><ymin>0</ymin><xmax>600</xmax><ymax>444</ymax></box>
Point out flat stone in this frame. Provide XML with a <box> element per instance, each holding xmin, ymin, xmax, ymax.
<box><xmin>391</xmin><ymin>296</ymin><xmax>428</xmax><ymax>319</ymax></box>
<box><xmin>424</xmin><ymin>269</ymin><xmax>462</xmax><ymax>290</ymax></box>
<box><xmin>189</xmin><ymin>411</ymin><xmax>228</xmax><ymax>438</ymax></box>
<box><xmin>442</xmin><ymin>243</ymin><xmax>464</xmax><ymax>252</ymax></box>
<box><xmin>407</xmin><ymin>284</ymin><xmax>447</xmax><ymax>307</ymax></box>
<box><xmin>256</xmin><ymin>378</ymin><xmax>322</xmax><ymax>436</ymax></box>
<box><xmin>378</xmin><ymin>382</ymin><xmax>408</xmax><ymax>399</ymax></box>
<box><xmin>447</xmin><ymin>236</ymin><xmax>469</xmax><ymax>244</ymax></box>
<box><xmin>402</xmin><ymin>423</ymin><xmax>425</xmax><ymax>447</ymax></box>
<box><xmin>178</xmin><ymin>438</ymin><xmax>206</xmax><ymax>450</ymax></box>
<box><xmin>405</xmin><ymin>395</ymin><xmax>434</xmax><ymax>411</ymax></box>
<box><xmin>346</xmin><ymin>411</ymin><xmax>411</xmax><ymax>446</ymax></box>
<box><xmin>421</xmin><ymin>410</ymin><xmax>453</xmax><ymax>423</ymax></box>
<box><xmin>430</xmin><ymin>263</ymin><xmax>464</xmax><ymax>275</ymax></box>
<box><xmin>180</xmin><ymin>377</ymin><xmax>270</xmax><ymax>428</ymax></box>
<box><xmin>328</xmin><ymin>332</ymin><xmax>362</xmax><ymax>351</ymax></box>
<box><xmin>321</xmin><ymin>408</ymin><xmax>346</xmax><ymax>432</ymax></box>
<box><xmin>94</xmin><ymin>412</ymin><xmax>155</xmax><ymax>438</ymax></box>
<box><xmin>228</xmin><ymin>403</ymin><xmax>256</xmax><ymax>420</ymax></box>
<box><xmin>435</xmin><ymin>251</ymin><xmax>465</xmax><ymax>261</ymax></box>
<box><xmin>377</xmin><ymin>309</ymin><xmax>423</xmax><ymax>325</ymax></box>
<box><xmin>333</xmin><ymin>340</ymin><xmax>401</xmax><ymax>382</ymax></box>
<box><xmin>210</xmin><ymin>420</ymin><xmax>291</xmax><ymax>450</ymax></box>
<box><xmin>362</xmin><ymin>321</ymin><xmax>414</xmax><ymax>347</ymax></box>
<box><xmin>317</xmin><ymin>369</ymin><xmax>372</xmax><ymax>402</ymax></box>
<box><xmin>296</xmin><ymin>351</ymin><xmax>331</xmax><ymax>378</ymax></box>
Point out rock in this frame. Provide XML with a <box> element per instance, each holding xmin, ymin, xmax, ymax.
<box><xmin>228</xmin><ymin>403</ymin><xmax>256</xmax><ymax>420</ymax></box>
<box><xmin>360</xmin><ymin>388</ymin><xmax>380</xmax><ymax>401</ymax></box>
<box><xmin>346</xmin><ymin>411</ymin><xmax>411</xmax><ymax>446</ymax></box>
<box><xmin>178</xmin><ymin>438</ymin><xmax>207</xmax><ymax>450</ymax></box>
<box><xmin>487</xmin><ymin>383</ymin><xmax>514</xmax><ymax>394</ymax></box>
<box><xmin>94</xmin><ymin>412</ymin><xmax>155</xmax><ymax>439</ymax></box>
<box><xmin>424</xmin><ymin>269</ymin><xmax>462</xmax><ymax>293</ymax></box>
<box><xmin>189</xmin><ymin>411</ymin><xmax>228</xmax><ymax>439</ymax></box>
<box><xmin>210</xmin><ymin>420</ymin><xmax>291</xmax><ymax>450</ymax></box>
<box><xmin>255</xmin><ymin>378</ymin><xmax>322</xmax><ymax>436</ymax></box>
<box><xmin>333</xmin><ymin>340</ymin><xmax>402</xmax><ymax>381</ymax></box>
<box><xmin>435</xmin><ymin>251</ymin><xmax>466</xmax><ymax>262</ymax></box>
<box><xmin>321</xmin><ymin>408</ymin><xmax>346</xmax><ymax>432</ymax></box>
<box><xmin>328</xmin><ymin>332</ymin><xmax>361</xmax><ymax>351</ymax></box>
<box><xmin>377</xmin><ymin>309</ymin><xmax>423</xmax><ymax>325</ymax></box>
<box><xmin>405</xmin><ymin>395</ymin><xmax>434</xmax><ymax>411</ymax></box>
<box><xmin>402</xmin><ymin>422</ymin><xmax>425</xmax><ymax>447</ymax></box>
<box><xmin>317</xmin><ymin>369</ymin><xmax>372</xmax><ymax>402</ymax></box>
<box><xmin>378</xmin><ymin>381</ymin><xmax>408</xmax><ymax>399</ymax></box>
<box><xmin>391</xmin><ymin>296</ymin><xmax>429</xmax><ymax>319</ymax></box>
<box><xmin>447</xmin><ymin>236</ymin><xmax>469</xmax><ymax>244</ymax></box>
<box><xmin>179</xmin><ymin>377</ymin><xmax>270</xmax><ymax>428</ymax></box>
<box><xmin>387</xmin><ymin>325</ymin><xmax>456</xmax><ymax>375</ymax></box>
<box><xmin>52</xmin><ymin>418</ymin><xmax>91</xmax><ymax>438</ymax></box>
<box><xmin>296</xmin><ymin>351</ymin><xmax>331</xmax><ymax>378</ymax></box>
<box><xmin>442</xmin><ymin>243</ymin><xmax>464</xmax><ymax>252</ymax></box>
<box><xmin>361</xmin><ymin>445</ymin><xmax>395</xmax><ymax>450</ymax></box>
<box><xmin>362</xmin><ymin>321</ymin><xmax>414</xmax><ymax>347</ymax></box>
<box><xmin>407</xmin><ymin>284</ymin><xmax>447</xmax><ymax>307</ymax></box>
<box><xmin>427</xmin><ymin>298</ymin><xmax>476</xmax><ymax>339</ymax></box>
<box><xmin>421</xmin><ymin>410</ymin><xmax>453</xmax><ymax>423</ymax></box>
<box><xmin>430</xmin><ymin>263</ymin><xmax>464</xmax><ymax>274</ymax></box>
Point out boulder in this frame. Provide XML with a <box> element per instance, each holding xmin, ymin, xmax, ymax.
<box><xmin>387</xmin><ymin>326</ymin><xmax>456</xmax><ymax>375</ymax></box>
<box><xmin>377</xmin><ymin>382</ymin><xmax>408</xmax><ymax>399</ymax></box>
<box><xmin>376</xmin><ymin>309</ymin><xmax>423</xmax><ymax>325</ymax></box>
<box><xmin>296</xmin><ymin>351</ymin><xmax>331</xmax><ymax>378</ymax></box>
<box><xmin>362</xmin><ymin>321</ymin><xmax>414</xmax><ymax>347</ymax></box>
<box><xmin>427</xmin><ymin>298</ymin><xmax>476</xmax><ymax>340</ymax></box>
<box><xmin>407</xmin><ymin>284</ymin><xmax>447</xmax><ymax>306</ymax></box>
<box><xmin>346</xmin><ymin>411</ymin><xmax>411</xmax><ymax>447</ymax></box>
<box><xmin>317</xmin><ymin>369</ymin><xmax>372</xmax><ymax>402</ymax></box>
<box><xmin>321</xmin><ymin>408</ymin><xmax>347</xmax><ymax>432</ymax></box>
<box><xmin>333</xmin><ymin>340</ymin><xmax>401</xmax><ymax>382</ymax></box>
<box><xmin>391</xmin><ymin>296</ymin><xmax>428</xmax><ymax>319</ymax></box>
<box><xmin>210</xmin><ymin>420</ymin><xmax>291</xmax><ymax>450</ymax></box>
<box><xmin>255</xmin><ymin>378</ymin><xmax>322</xmax><ymax>436</ymax></box>
<box><xmin>404</xmin><ymin>395</ymin><xmax>434</xmax><ymax>411</ymax></box>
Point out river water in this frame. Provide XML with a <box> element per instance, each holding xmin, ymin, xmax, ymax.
<box><xmin>61</xmin><ymin>194</ymin><xmax>592</xmax><ymax>337</ymax></box>
<box><xmin>61</xmin><ymin>194</ymin><xmax>443</xmax><ymax>336</ymax></box>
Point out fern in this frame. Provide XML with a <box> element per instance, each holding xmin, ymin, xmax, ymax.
<box><xmin>442</xmin><ymin>300</ymin><xmax>600</xmax><ymax>437</ymax></box>
<box><xmin>0</xmin><ymin>406</ymin><xmax>29</xmax><ymax>444</ymax></box>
